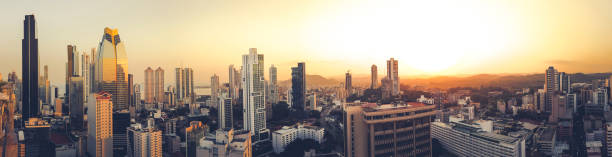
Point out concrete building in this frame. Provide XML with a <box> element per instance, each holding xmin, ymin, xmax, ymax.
<box><xmin>386</xmin><ymin>58</ymin><xmax>400</xmax><ymax>96</ymax></box>
<box><xmin>219</xmin><ymin>94</ymin><xmax>233</xmax><ymax>129</ymax></box>
<box><xmin>534</xmin><ymin>127</ymin><xmax>556</xmax><ymax>156</ymax></box>
<box><xmin>127</xmin><ymin>123</ymin><xmax>163</xmax><ymax>157</ymax></box>
<box><xmin>291</xmin><ymin>62</ymin><xmax>306</xmax><ymax>111</ymax></box>
<box><xmin>69</xmin><ymin>76</ymin><xmax>84</xmax><ymax>130</ymax></box>
<box><xmin>272</xmin><ymin>124</ymin><xmax>324</xmax><ymax>153</ymax></box>
<box><xmin>343</xmin><ymin>102</ymin><xmax>436</xmax><ymax>157</ymax></box>
<box><xmin>242</xmin><ymin>48</ymin><xmax>269</xmax><ymax>141</ymax></box>
<box><xmin>228</xmin><ymin>65</ymin><xmax>241</xmax><ymax>101</ymax></box>
<box><xmin>211</xmin><ymin>74</ymin><xmax>220</xmax><ymax>108</ymax></box>
<box><xmin>345</xmin><ymin>71</ymin><xmax>352</xmax><ymax>95</ymax></box>
<box><xmin>606</xmin><ymin>122</ymin><xmax>612</xmax><ymax>156</ymax></box>
<box><xmin>268</xmin><ymin>65</ymin><xmax>279</xmax><ymax>104</ymax></box>
<box><xmin>371</xmin><ymin>65</ymin><xmax>377</xmax><ymax>89</ymax></box>
<box><xmin>186</xmin><ymin>121</ymin><xmax>208</xmax><ymax>157</ymax></box>
<box><xmin>87</xmin><ymin>92</ymin><xmax>114</xmax><ymax>157</ymax></box>
<box><xmin>431</xmin><ymin>121</ymin><xmax>526</xmax><ymax>157</ymax></box>
<box><xmin>196</xmin><ymin>129</ymin><xmax>252</xmax><ymax>157</ymax></box>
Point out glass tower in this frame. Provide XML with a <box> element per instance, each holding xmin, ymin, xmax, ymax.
<box><xmin>94</xmin><ymin>27</ymin><xmax>129</xmax><ymax>111</ymax></box>
<box><xmin>22</xmin><ymin>14</ymin><xmax>40</xmax><ymax>121</ymax></box>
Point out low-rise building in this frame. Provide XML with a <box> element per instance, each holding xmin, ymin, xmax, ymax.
<box><xmin>272</xmin><ymin>124</ymin><xmax>324</xmax><ymax>153</ymax></box>
<box><xmin>196</xmin><ymin>128</ymin><xmax>252</xmax><ymax>157</ymax></box>
<box><xmin>431</xmin><ymin>121</ymin><xmax>526</xmax><ymax>157</ymax></box>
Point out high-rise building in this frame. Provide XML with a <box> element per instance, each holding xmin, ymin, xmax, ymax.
<box><xmin>20</xmin><ymin>118</ymin><xmax>53</xmax><ymax>157</ymax></box>
<box><xmin>558</xmin><ymin>72</ymin><xmax>570</xmax><ymax>94</ymax></box>
<box><xmin>82</xmin><ymin>53</ymin><xmax>91</xmax><ymax>102</ymax></box>
<box><xmin>345</xmin><ymin>71</ymin><xmax>352</xmax><ymax>94</ymax></box>
<box><xmin>22</xmin><ymin>15</ymin><xmax>40</xmax><ymax>121</ymax></box>
<box><xmin>94</xmin><ymin>27</ymin><xmax>129</xmax><ymax>111</ymax></box>
<box><xmin>343</xmin><ymin>102</ymin><xmax>436</xmax><ymax>157</ymax></box>
<box><xmin>128</xmin><ymin>74</ymin><xmax>134</xmax><ymax>106</ymax></box>
<box><xmin>127</xmin><ymin>123</ymin><xmax>163</xmax><ymax>157</ymax></box>
<box><xmin>66</xmin><ymin>45</ymin><xmax>76</xmax><ymax>99</ymax></box>
<box><xmin>544</xmin><ymin>66</ymin><xmax>557</xmax><ymax>113</ymax></box>
<box><xmin>113</xmin><ymin>110</ymin><xmax>131</xmax><ymax>157</ymax></box>
<box><xmin>145</xmin><ymin>67</ymin><xmax>154</xmax><ymax>104</ymax></box>
<box><xmin>268</xmin><ymin>65</ymin><xmax>278</xmax><ymax>104</ymax></box>
<box><xmin>228</xmin><ymin>65</ymin><xmax>241</xmax><ymax>101</ymax></box>
<box><xmin>210</xmin><ymin>74</ymin><xmax>219</xmax><ymax>108</ymax></box>
<box><xmin>186</xmin><ymin>121</ymin><xmax>207</xmax><ymax>157</ymax></box>
<box><xmin>175</xmin><ymin>67</ymin><xmax>194</xmax><ymax>104</ymax></box>
<box><xmin>87</xmin><ymin>92</ymin><xmax>114</xmax><ymax>157</ymax></box>
<box><xmin>219</xmin><ymin>94</ymin><xmax>233</xmax><ymax>129</ymax></box>
<box><xmin>69</xmin><ymin>77</ymin><xmax>84</xmax><ymax>130</ymax></box>
<box><xmin>386</xmin><ymin>58</ymin><xmax>400</xmax><ymax>96</ymax></box>
<box><xmin>606</xmin><ymin>122</ymin><xmax>612</xmax><ymax>156</ymax></box>
<box><xmin>242</xmin><ymin>48</ymin><xmax>269</xmax><ymax>141</ymax></box>
<box><xmin>370</xmin><ymin>65</ymin><xmax>377</xmax><ymax>89</ymax></box>
<box><xmin>40</xmin><ymin>65</ymin><xmax>50</xmax><ymax>105</ymax></box>
<box><xmin>154</xmin><ymin>67</ymin><xmax>164</xmax><ymax>104</ymax></box>
<box><xmin>291</xmin><ymin>62</ymin><xmax>306</xmax><ymax>111</ymax></box>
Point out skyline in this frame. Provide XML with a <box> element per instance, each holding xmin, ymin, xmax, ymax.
<box><xmin>2</xmin><ymin>0</ymin><xmax>612</xmax><ymax>88</ymax></box>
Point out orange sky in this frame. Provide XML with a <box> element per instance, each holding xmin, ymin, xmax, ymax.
<box><xmin>1</xmin><ymin>0</ymin><xmax>611</xmax><ymax>87</ymax></box>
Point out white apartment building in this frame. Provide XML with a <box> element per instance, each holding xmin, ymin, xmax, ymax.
<box><xmin>272</xmin><ymin>124</ymin><xmax>324</xmax><ymax>153</ymax></box>
<box><xmin>431</xmin><ymin>121</ymin><xmax>526</xmax><ymax>157</ymax></box>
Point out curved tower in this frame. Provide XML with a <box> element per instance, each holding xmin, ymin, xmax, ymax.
<box><xmin>94</xmin><ymin>27</ymin><xmax>129</xmax><ymax>111</ymax></box>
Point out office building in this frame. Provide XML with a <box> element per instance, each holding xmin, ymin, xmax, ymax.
<box><xmin>186</xmin><ymin>121</ymin><xmax>208</xmax><ymax>157</ymax></box>
<box><xmin>345</xmin><ymin>71</ymin><xmax>352</xmax><ymax>94</ymax></box>
<box><xmin>343</xmin><ymin>102</ymin><xmax>436</xmax><ymax>157</ymax></box>
<box><xmin>82</xmin><ymin>53</ymin><xmax>90</xmax><ymax>102</ymax></box>
<box><xmin>66</xmin><ymin>45</ymin><xmax>77</xmax><ymax>102</ymax></box>
<box><xmin>211</xmin><ymin>74</ymin><xmax>219</xmax><ymax>108</ymax></box>
<box><xmin>19</xmin><ymin>118</ymin><xmax>53</xmax><ymax>157</ymax></box>
<box><xmin>175</xmin><ymin>67</ymin><xmax>195</xmax><ymax>104</ymax></box>
<box><xmin>386</xmin><ymin>58</ymin><xmax>400</xmax><ymax>96</ymax></box>
<box><xmin>22</xmin><ymin>15</ymin><xmax>40</xmax><ymax>121</ymax></box>
<box><xmin>268</xmin><ymin>65</ymin><xmax>278</xmax><ymax>104</ymax></box>
<box><xmin>272</xmin><ymin>124</ymin><xmax>324</xmax><ymax>153</ymax></box>
<box><xmin>127</xmin><ymin>123</ymin><xmax>163</xmax><ymax>157</ymax></box>
<box><xmin>94</xmin><ymin>27</ymin><xmax>129</xmax><ymax>111</ymax></box>
<box><xmin>113</xmin><ymin>110</ymin><xmax>131</xmax><ymax>157</ymax></box>
<box><xmin>40</xmin><ymin>65</ymin><xmax>51</xmax><ymax>105</ymax></box>
<box><xmin>242</xmin><ymin>48</ymin><xmax>269</xmax><ymax>141</ymax></box>
<box><xmin>431</xmin><ymin>121</ymin><xmax>526</xmax><ymax>157</ymax></box>
<box><xmin>219</xmin><ymin>94</ymin><xmax>233</xmax><ymax>129</ymax></box>
<box><xmin>558</xmin><ymin>72</ymin><xmax>570</xmax><ymax>94</ymax></box>
<box><xmin>291</xmin><ymin>62</ymin><xmax>306</xmax><ymax>111</ymax></box>
<box><xmin>196</xmin><ymin>129</ymin><xmax>252</xmax><ymax>157</ymax></box>
<box><xmin>69</xmin><ymin>76</ymin><xmax>84</xmax><ymax>130</ymax></box>
<box><xmin>371</xmin><ymin>64</ymin><xmax>377</xmax><ymax>89</ymax></box>
<box><xmin>544</xmin><ymin>66</ymin><xmax>557</xmax><ymax>113</ymax></box>
<box><xmin>87</xmin><ymin>92</ymin><xmax>114</xmax><ymax>157</ymax></box>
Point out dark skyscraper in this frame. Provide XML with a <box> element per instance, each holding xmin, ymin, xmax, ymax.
<box><xmin>291</xmin><ymin>62</ymin><xmax>306</xmax><ymax>111</ymax></box>
<box><xmin>345</xmin><ymin>71</ymin><xmax>352</xmax><ymax>94</ymax></box>
<box><xmin>22</xmin><ymin>15</ymin><xmax>40</xmax><ymax>121</ymax></box>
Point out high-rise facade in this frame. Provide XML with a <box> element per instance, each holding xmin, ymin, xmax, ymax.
<box><xmin>69</xmin><ymin>77</ymin><xmax>84</xmax><ymax>130</ymax></box>
<box><xmin>210</xmin><ymin>74</ymin><xmax>219</xmax><ymax>108</ymax></box>
<box><xmin>345</xmin><ymin>71</ymin><xmax>352</xmax><ymax>94</ymax></box>
<box><xmin>242</xmin><ymin>48</ymin><xmax>269</xmax><ymax>141</ymax></box>
<box><xmin>66</xmin><ymin>45</ymin><xmax>76</xmax><ymax>98</ymax></box>
<box><xmin>343</xmin><ymin>102</ymin><xmax>436</xmax><ymax>157</ymax></box>
<box><xmin>219</xmin><ymin>94</ymin><xmax>233</xmax><ymax>129</ymax></box>
<box><xmin>175</xmin><ymin>67</ymin><xmax>194</xmax><ymax>104</ymax></box>
<box><xmin>386</xmin><ymin>58</ymin><xmax>400</xmax><ymax>96</ymax></box>
<box><xmin>186</xmin><ymin>121</ymin><xmax>207</xmax><ymax>157</ymax></box>
<box><xmin>371</xmin><ymin>65</ymin><xmax>377</xmax><ymax>89</ymax></box>
<box><xmin>154</xmin><ymin>67</ymin><xmax>164</xmax><ymax>104</ymax></box>
<box><xmin>87</xmin><ymin>92</ymin><xmax>114</xmax><ymax>157</ymax></box>
<box><xmin>94</xmin><ymin>27</ymin><xmax>129</xmax><ymax>111</ymax></box>
<box><xmin>22</xmin><ymin>15</ymin><xmax>40</xmax><ymax>121</ymax></box>
<box><xmin>291</xmin><ymin>62</ymin><xmax>306</xmax><ymax>111</ymax></box>
<box><xmin>268</xmin><ymin>65</ymin><xmax>278</xmax><ymax>104</ymax></box>
<box><xmin>145</xmin><ymin>67</ymin><xmax>154</xmax><ymax>104</ymax></box>
<box><xmin>544</xmin><ymin>66</ymin><xmax>557</xmax><ymax>113</ymax></box>
<box><xmin>82</xmin><ymin>53</ymin><xmax>90</xmax><ymax>102</ymax></box>
<box><xmin>558</xmin><ymin>72</ymin><xmax>570</xmax><ymax>94</ymax></box>
<box><xmin>127</xmin><ymin>124</ymin><xmax>163</xmax><ymax>157</ymax></box>
<box><xmin>228</xmin><ymin>65</ymin><xmax>241</xmax><ymax>101</ymax></box>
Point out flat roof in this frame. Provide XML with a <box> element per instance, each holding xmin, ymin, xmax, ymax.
<box><xmin>362</xmin><ymin>102</ymin><xmax>429</xmax><ymax>112</ymax></box>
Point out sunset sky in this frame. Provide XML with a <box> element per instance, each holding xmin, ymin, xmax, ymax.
<box><xmin>1</xmin><ymin>0</ymin><xmax>612</xmax><ymax>87</ymax></box>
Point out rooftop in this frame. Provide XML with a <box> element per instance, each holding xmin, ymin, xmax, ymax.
<box><xmin>362</xmin><ymin>102</ymin><xmax>429</xmax><ymax>112</ymax></box>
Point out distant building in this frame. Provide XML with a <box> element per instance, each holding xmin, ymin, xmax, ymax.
<box><xmin>69</xmin><ymin>76</ymin><xmax>84</xmax><ymax>130</ymax></box>
<box><xmin>22</xmin><ymin>15</ymin><xmax>40</xmax><ymax>121</ymax></box>
<box><xmin>386</xmin><ymin>58</ymin><xmax>400</xmax><ymax>96</ymax></box>
<box><xmin>370</xmin><ymin>65</ymin><xmax>377</xmax><ymax>89</ymax></box>
<box><xmin>606</xmin><ymin>122</ymin><xmax>612</xmax><ymax>155</ymax></box>
<box><xmin>291</xmin><ymin>62</ymin><xmax>306</xmax><ymax>111</ymax></box>
<box><xmin>544</xmin><ymin>66</ymin><xmax>557</xmax><ymax>113</ymax></box>
<box><xmin>127</xmin><ymin>123</ymin><xmax>163</xmax><ymax>157</ymax></box>
<box><xmin>534</xmin><ymin>126</ymin><xmax>556</xmax><ymax>156</ymax></box>
<box><xmin>210</xmin><ymin>74</ymin><xmax>220</xmax><ymax>108</ymax></box>
<box><xmin>268</xmin><ymin>65</ymin><xmax>279</xmax><ymax>104</ymax></box>
<box><xmin>343</xmin><ymin>102</ymin><xmax>436</xmax><ymax>157</ymax></box>
<box><xmin>431</xmin><ymin>121</ymin><xmax>526</xmax><ymax>157</ymax></box>
<box><xmin>87</xmin><ymin>92</ymin><xmax>114</xmax><ymax>157</ymax></box>
<box><xmin>228</xmin><ymin>65</ymin><xmax>241</xmax><ymax>101</ymax></box>
<box><xmin>272</xmin><ymin>124</ymin><xmax>324</xmax><ymax>153</ymax></box>
<box><xmin>242</xmin><ymin>48</ymin><xmax>270</xmax><ymax>141</ymax></box>
<box><xmin>416</xmin><ymin>95</ymin><xmax>434</xmax><ymax>104</ymax></box>
<box><xmin>175</xmin><ymin>67</ymin><xmax>195</xmax><ymax>104</ymax></box>
<box><xmin>94</xmin><ymin>27</ymin><xmax>129</xmax><ymax>111</ymax></box>
<box><xmin>219</xmin><ymin>94</ymin><xmax>233</xmax><ymax>129</ymax></box>
<box><xmin>196</xmin><ymin>129</ymin><xmax>252</xmax><ymax>157</ymax></box>
<box><xmin>345</xmin><ymin>71</ymin><xmax>352</xmax><ymax>95</ymax></box>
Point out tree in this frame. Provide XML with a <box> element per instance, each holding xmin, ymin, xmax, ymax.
<box><xmin>272</xmin><ymin>102</ymin><xmax>290</xmax><ymax>121</ymax></box>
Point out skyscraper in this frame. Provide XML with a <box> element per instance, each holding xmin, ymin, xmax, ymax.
<box><xmin>154</xmin><ymin>67</ymin><xmax>164</xmax><ymax>104</ymax></box>
<box><xmin>210</xmin><ymin>74</ymin><xmax>220</xmax><ymax>108</ymax></box>
<box><xmin>82</xmin><ymin>53</ymin><xmax>90</xmax><ymax>102</ymax></box>
<box><xmin>242</xmin><ymin>48</ymin><xmax>269</xmax><ymax>141</ymax></box>
<box><xmin>291</xmin><ymin>62</ymin><xmax>306</xmax><ymax>111</ymax></box>
<box><xmin>268</xmin><ymin>65</ymin><xmax>278</xmax><ymax>104</ymax></box>
<box><xmin>345</xmin><ymin>71</ymin><xmax>352</xmax><ymax>94</ymax></box>
<box><xmin>69</xmin><ymin>76</ymin><xmax>84</xmax><ymax>130</ymax></box>
<box><xmin>87</xmin><ymin>92</ymin><xmax>114</xmax><ymax>157</ymax></box>
<box><xmin>94</xmin><ymin>27</ymin><xmax>129</xmax><ymax>111</ymax></box>
<box><xmin>145</xmin><ymin>67</ymin><xmax>154</xmax><ymax>104</ymax></box>
<box><xmin>219</xmin><ymin>93</ymin><xmax>233</xmax><ymax>129</ymax></box>
<box><xmin>228</xmin><ymin>65</ymin><xmax>241</xmax><ymax>101</ymax></box>
<box><xmin>371</xmin><ymin>65</ymin><xmax>377</xmax><ymax>89</ymax></box>
<box><xmin>175</xmin><ymin>67</ymin><xmax>194</xmax><ymax>104</ymax></box>
<box><xmin>66</xmin><ymin>45</ymin><xmax>76</xmax><ymax>98</ymax></box>
<box><xmin>544</xmin><ymin>66</ymin><xmax>557</xmax><ymax>113</ymax></box>
<box><xmin>22</xmin><ymin>15</ymin><xmax>40</xmax><ymax>121</ymax></box>
<box><xmin>386</xmin><ymin>58</ymin><xmax>400</xmax><ymax>96</ymax></box>
<box><xmin>558</xmin><ymin>72</ymin><xmax>570</xmax><ymax>94</ymax></box>
<box><xmin>186</xmin><ymin>121</ymin><xmax>207</xmax><ymax>157</ymax></box>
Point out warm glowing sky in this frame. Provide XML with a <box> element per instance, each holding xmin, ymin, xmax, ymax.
<box><xmin>1</xmin><ymin>0</ymin><xmax>612</xmax><ymax>87</ymax></box>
